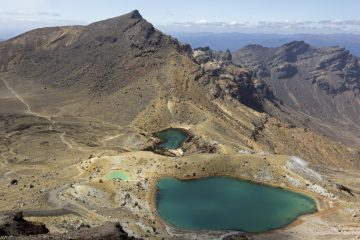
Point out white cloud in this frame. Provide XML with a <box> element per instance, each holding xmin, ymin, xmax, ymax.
<box><xmin>197</xmin><ymin>19</ymin><xmax>207</xmax><ymax>24</ymax></box>
<box><xmin>169</xmin><ymin>19</ymin><xmax>360</xmax><ymax>33</ymax></box>
<box><xmin>173</xmin><ymin>20</ymin><xmax>249</xmax><ymax>28</ymax></box>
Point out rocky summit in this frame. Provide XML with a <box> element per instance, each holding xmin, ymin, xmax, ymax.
<box><xmin>0</xmin><ymin>10</ymin><xmax>359</xmax><ymax>240</ymax></box>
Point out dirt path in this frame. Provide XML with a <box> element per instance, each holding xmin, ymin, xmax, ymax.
<box><xmin>0</xmin><ymin>77</ymin><xmax>51</xmax><ymax>120</ymax></box>
<box><xmin>0</xmin><ymin>77</ymin><xmax>91</xmax><ymax>153</ymax></box>
<box><xmin>46</xmin><ymin>184</ymin><xmax>107</xmax><ymax>222</ymax></box>
<box><xmin>60</xmin><ymin>132</ymin><xmax>74</xmax><ymax>149</ymax></box>
<box><xmin>0</xmin><ymin>208</ymin><xmax>78</xmax><ymax>218</ymax></box>
<box><xmin>1</xmin><ymin>77</ymin><xmax>32</xmax><ymax>114</ymax></box>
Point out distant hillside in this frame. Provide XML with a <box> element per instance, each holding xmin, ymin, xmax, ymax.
<box><xmin>233</xmin><ymin>41</ymin><xmax>360</xmax><ymax>147</ymax></box>
<box><xmin>171</xmin><ymin>32</ymin><xmax>360</xmax><ymax>57</ymax></box>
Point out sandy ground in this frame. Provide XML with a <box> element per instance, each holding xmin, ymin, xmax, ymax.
<box><xmin>1</xmin><ymin>116</ymin><xmax>359</xmax><ymax>239</ymax></box>
<box><xmin>0</xmin><ymin>76</ymin><xmax>359</xmax><ymax>239</ymax></box>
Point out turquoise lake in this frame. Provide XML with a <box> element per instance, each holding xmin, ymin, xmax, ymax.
<box><xmin>156</xmin><ymin>176</ymin><xmax>317</xmax><ymax>233</ymax></box>
<box><xmin>153</xmin><ymin>128</ymin><xmax>189</xmax><ymax>149</ymax></box>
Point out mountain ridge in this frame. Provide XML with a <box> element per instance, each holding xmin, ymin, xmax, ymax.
<box><xmin>171</xmin><ymin>32</ymin><xmax>360</xmax><ymax>57</ymax></box>
<box><xmin>233</xmin><ymin>41</ymin><xmax>360</xmax><ymax>147</ymax></box>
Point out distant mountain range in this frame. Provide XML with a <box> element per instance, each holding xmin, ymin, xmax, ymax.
<box><xmin>171</xmin><ymin>32</ymin><xmax>360</xmax><ymax>57</ymax></box>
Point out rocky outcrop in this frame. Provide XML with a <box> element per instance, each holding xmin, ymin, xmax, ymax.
<box><xmin>234</xmin><ymin>41</ymin><xmax>360</xmax><ymax>95</ymax></box>
<box><xmin>310</xmin><ymin>47</ymin><xmax>360</xmax><ymax>95</ymax></box>
<box><xmin>275</xmin><ymin>63</ymin><xmax>298</xmax><ymax>79</ymax></box>
<box><xmin>47</xmin><ymin>222</ymin><xmax>143</xmax><ymax>240</ymax></box>
<box><xmin>0</xmin><ymin>214</ymin><xmax>141</xmax><ymax>240</ymax></box>
<box><xmin>336</xmin><ymin>184</ymin><xmax>355</xmax><ymax>196</ymax></box>
<box><xmin>0</xmin><ymin>212</ymin><xmax>49</xmax><ymax>237</ymax></box>
<box><xmin>193</xmin><ymin>47</ymin><xmax>232</xmax><ymax>64</ymax></box>
<box><xmin>272</xmin><ymin>41</ymin><xmax>311</xmax><ymax>64</ymax></box>
<box><xmin>193</xmin><ymin>47</ymin><xmax>276</xmax><ymax>112</ymax></box>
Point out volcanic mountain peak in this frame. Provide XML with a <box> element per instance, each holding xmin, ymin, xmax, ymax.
<box><xmin>280</xmin><ymin>40</ymin><xmax>311</xmax><ymax>50</ymax></box>
<box><xmin>0</xmin><ymin>10</ymin><xmax>196</xmax><ymax>126</ymax></box>
<box><xmin>87</xmin><ymin>9</ymin><xmax>145</xmax><ymax>30</ymax></box>
<box><xmin>96</xmin><ymin>9</ymin><xmax>142</xmax><ymax>23</ymax></box>
<box><xmin>128</xmin><ymin>9</ymin><xmax>142</xmax><ymax>19</ymax></box>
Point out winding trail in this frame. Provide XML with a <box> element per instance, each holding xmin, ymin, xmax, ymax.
<box><xmin>0</xmin><ymin>208</ymin><xmax>78</xmax><ymax>218</ymax></box>
<box><xmin>46</xmin><ymin>184</ymin><xmax>107</xmax><ymax>222</ymax></box>
<box><xmin>60</xmin><ymin>132</ymin><xmax>74</xmax><ymax>149</ymax></box>
<box><xmin>1</xmin><ymin>77</ymin><xmax>32</xmax><ymax>114</ymax></box>
<box><xmin>1</xmin><ymin>77</ymin><xmax>50</xmax><ymax>120</ymax></box>
<box><xmin>0</xmin><ymin>77</ymin><xmax>84</xmax><ymax>151</ymax></box>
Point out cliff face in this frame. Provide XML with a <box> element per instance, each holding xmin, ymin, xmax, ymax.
<box><xmin>233</xmin><ymin>41</ymin><xmax>360</xmax><ymax>147</ymax></box>
<box><xmin>192</xmin><ymin>47</ymin><xmax>276</xmax><ymax>112</ymax></box>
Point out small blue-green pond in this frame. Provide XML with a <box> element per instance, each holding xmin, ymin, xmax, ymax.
<box><xmin>105</xmin><ymin>170</ymin><xmax>130</xmax><ymax>181</ymax></box>
<box><xmin>154</xmin><ymin>128</ymin><xmax>189</xmax><ymax>149</ymax></box>
<box><xmin>156</xmin><ymin>176</ymin><xmax>317</xmax><ymax>233</ymax></box>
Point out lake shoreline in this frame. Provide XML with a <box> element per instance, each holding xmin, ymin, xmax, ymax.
<box><xmin>153</xmin><ymin>127</ymin><xmax>190</xmax><ymax>149</ymax></box>
<box><xmin>148</xmin><ymin>170</ymin><xmax>333</xmax><ymax>237</ymax></box>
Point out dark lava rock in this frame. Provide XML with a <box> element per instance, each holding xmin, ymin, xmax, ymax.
<box><xmin>10</xmin><ymin>179</ymin><xmax>18</xmax><ymax>186</ymax></box>
<box><xmin>336</xmin><ymin>183</ymin><xmax>355</xmax><ymax>196</ymax></box>
<box><xmin>0</xmin><ymin>211</ymin><xmax>141</xmax><ymax>239</ymax></box>
<box><xmin>0</xmin><ymin>211</ymin><xmax>49</xmax><ymax>237</ymax></box>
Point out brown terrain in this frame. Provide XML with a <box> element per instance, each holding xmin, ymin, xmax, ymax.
<box><xmin>0</xmin><ymin>10</ymin><xmax>359</xmax><ymax>239</ymax></box>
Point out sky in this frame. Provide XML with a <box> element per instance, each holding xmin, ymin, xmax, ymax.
<box><xmin>1</xmin><ymin>0</ymin><xmax>360</xmax><ymax>38</ymax></box>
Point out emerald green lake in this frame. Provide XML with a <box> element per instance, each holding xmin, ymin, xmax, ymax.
<box><xmin>156</xmin><ymin>176</ymin><xmax>317</xmax><ymax>233</ymax></box>
<box><xmin>154</xmin><ymin>128</ymin><xmax>189</xmax><ymax>149</ymax></box>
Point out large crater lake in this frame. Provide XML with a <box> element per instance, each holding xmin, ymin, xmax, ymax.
<box><xmin>154</xmin><ymin>128</ymin><xmax>189</xmax><ymax>149</ymax></box>
<box><xmin>156</xmin><ymin>176</ymin><xmax>317</xmax><ymax>233</ymax></box>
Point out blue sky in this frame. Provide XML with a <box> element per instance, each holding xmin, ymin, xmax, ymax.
<box><xmin>1</xmin><ymin>0</ymin><xmax>360</xmax><ymax>38</ymax></box>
